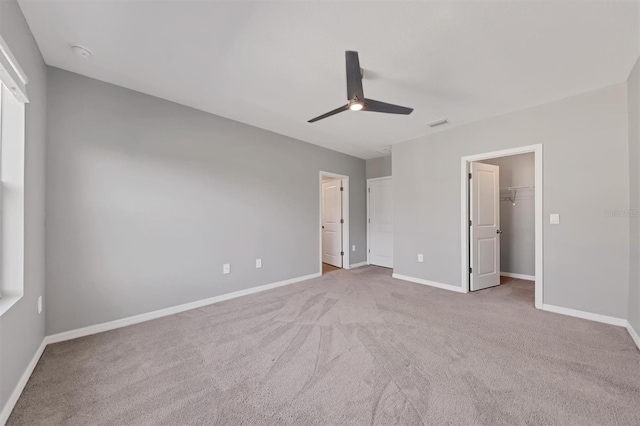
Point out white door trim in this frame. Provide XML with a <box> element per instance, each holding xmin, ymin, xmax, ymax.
<box><xmin>460</xmin><ymin>144</ymin><xmax>543</xmax><ymax>308</ymax></box>
<box><xmin>319</xmin><ymin>171</ymin><xmax>350</xmax><ymax>271</ymax></box>
<box><xmin>367</xmin><ymin>176</ymin><xmax>393</xmax><ymax>182</ymax></box>
<box><xmin>367</xmin><ymin>176</ymin><xmax>392</xmax><ymax>267</ymax></box>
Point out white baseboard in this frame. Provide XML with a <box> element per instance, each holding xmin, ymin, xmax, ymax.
<box><xmin>392</xmin><ymin>273</ymin><xmax>466</xmax><ymax>293</ymax></box>
<box><xmin>626</xmin><ymin>322</ymin><xmax>640</xmax><ymax>351</ymax></box>
<box><xmin>46</xmin><ymin>272</ymin><xmax>321</xmax><ymax>345</ymax></box>
<box><xmin>500</xmin><ymin>272</ymin><xmax>535</xmax><ymax>281</ymax></box>
<box><xmin>349</xmin><ymin>261</ymin><xmax>368</xmax><ymax>269</ymax></box>
<box><xmin>0</xmin><ymin>339</ymin><xmax>47</xmax><ymax>426</ymax></box>
<box><xmin>541</xmin><ymin>304</ymin><xmax>627</xmax><ymax>327</ymax></box>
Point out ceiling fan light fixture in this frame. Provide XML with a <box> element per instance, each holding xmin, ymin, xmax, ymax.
<box><xmin>349</xmin><ymin>102</ymin><xmax>363</xmax><ymax>111</ymax></box>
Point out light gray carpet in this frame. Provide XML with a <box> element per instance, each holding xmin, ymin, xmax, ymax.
<box><xmin>8</xmin><ymin>266</ymin><xmax>640</xmax><ymax>425</ymax></box>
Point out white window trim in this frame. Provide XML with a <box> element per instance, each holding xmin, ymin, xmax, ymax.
<box><xmin>0</xmin><ymin>35</ymin><xmax>27</xmax><ymax>317</ymax></box>
<box><xmin>0</xmin><ymin>34</ymin><xmax>29</xmax><ymax>103</ymax></box>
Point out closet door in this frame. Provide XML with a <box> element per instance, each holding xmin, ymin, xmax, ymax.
<box><xmin>368</xmin><ymin>177</ymin><xmax>393</xmax><ymax>268</ymax></box>
<box><xmin>470</xmin><ymin>162</ymin><xmax>501</xmax><ymax>291</ymax></box>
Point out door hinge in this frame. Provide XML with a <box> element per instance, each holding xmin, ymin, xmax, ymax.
<box><xmin>368</xmin><ymin>218</ymin><xmax>370</xmax><ymax>223</ymax></box>
<box><xmin>340</xmin><ymin>187</ymin><xmax>344</xmax><ymax>192</ymax></box>
<box><xmin>368</xmin><ymin>188</ymin><xmax>370</xmax><ymax>193</ymax></box>
<box><xmin>368</xmin><ymin>249</ymin><xmax>370</xmax><ymax>253</ymax></box>
<box><xmin>469</xmin><ymin>220</ymin><xmax>472</xmax><ymax>226</ymax></box>
<box><xmin>341</xmin><ymin>251</ymin><xmax>344</xmax><ymax>256</ymax></box>
<box><xmin>469</xmin><ymin>267</ymin><xmax>472</xmax><ymax>273</ymax></box>
<box><xmin>340</xmin><ymin>219</ymin><xmax>344</xmax><ymax>224</ymax></box>
<box><xmin>469</xmin><ymin>173</ymin><xmax>472</xmax><ymax>179</ymax></box>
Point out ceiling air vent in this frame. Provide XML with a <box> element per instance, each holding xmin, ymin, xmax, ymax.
<box><xmin>426</xmin><ymin>118</ymin><xmax>449</xmax><ymax>128</ymax></box>
<box><xmin>375</xmin><ymin>146</ymin><xmax>392</xmax><ymax>156</ymax></box>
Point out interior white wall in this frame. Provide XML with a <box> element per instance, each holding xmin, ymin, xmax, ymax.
<box><xmin>366</xmin><ymin>156</ymin><xmax>392</xmax><ymax>179</ymax></box>
<box><xmin>45</xmin><ymin>68</ymin><xmax>366</xmax><ymax>335</ymax></box>
<box><xmin>394</xmin><ymin>83</ymin><xmax>629</xmax><ymax>319</ymax></box>
<box><xmin>0</xmin><ymin>0</ymin><xmax>47</xmax><ymax>417</ymax></box>
<box><xmin>480</xmin><ymin>153</ymin><xmax>535</xmax><ymax>277</ymax></box>
<box><xmin>628</xmin><ymin>56</ymin><xmax>640</xmax><ymax>333</ymax></box>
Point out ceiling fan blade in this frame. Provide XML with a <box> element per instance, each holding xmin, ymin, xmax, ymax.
<box><xmin>346</xmin><ymin>51</ymin><xmax>364</xmax><ymax>100</ymax></box>
<box><xmin>308</xmin><ymin>104</ymin><xmax>349</xmax><ymax>123</ymax></box>
<box><xmin>364</xmin><ymin>98</ymin><xmax>413</xmax><ymax>115</ymax></box>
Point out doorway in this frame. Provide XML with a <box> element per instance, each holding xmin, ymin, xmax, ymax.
<box><xmin>461</xmin><ymin>145</ymin><xmax>543</xmax><ymax>308</ymax></box>
<box><xmin>319</xmin><ymin>172</ymin><xmax>350</xmax><ymax>274</ymax></box>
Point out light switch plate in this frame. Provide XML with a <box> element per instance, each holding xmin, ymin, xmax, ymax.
<box><xmin>37</xmin><ymin>296</ymin><xmax>42</xmax><ymax>314</ymax></box>
<box><xmin>550</xmin><ymin>214</ymin><xmax>560</xmax><ymax>225</ymax></box>
<box><xmin>256</xmin><ymin>259</ymin><xmax>262</xmax><ymax>268</ymax></box>
<box><xmin>418</xmin><ymin>254</ymin><xmax>424</xmax><ymax>263</ymax></box>
<box><xmin>352</xmin><ymin>245</ymin><xmax>356</xmax><ymax>252</ymax></box>
<box><xmin>223</xmin><ymin>263</ymin><xmax>230</xmax><ymax>274</ymax></box>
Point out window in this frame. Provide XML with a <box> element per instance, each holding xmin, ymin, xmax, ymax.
<box><xmin>0</xmin><ymin>35</ymin><xmax>28</xmax><ymax>316</ymax></box>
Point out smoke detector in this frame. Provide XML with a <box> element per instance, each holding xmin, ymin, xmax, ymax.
<box><xmin>426</xmin><ymin>118</ymin><xmax>449</xmax><ymax>128</ymax></box>
<box><xmin>70</xmin><ymin>45</ymin><xmax>93</xmax><ymax>59</ymax></box>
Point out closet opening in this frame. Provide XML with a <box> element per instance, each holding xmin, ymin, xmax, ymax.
<box><xmin>461</xmin><ymin>145</ymin><xmax>543</xmax><ymax>308</ymax></box>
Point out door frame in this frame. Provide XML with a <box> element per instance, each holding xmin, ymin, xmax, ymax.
<box><xmin>319</xmin><ymin>171</ymin><xmax>350</xmax><ymax>272</ymax></box>
<box><xmin>366</xmin><ymin>176</ymin><xmax>392</xmax><ymax>266</ymax></box>
<box><xmin>460</xmin><ymin>144</ymin><xmax>543</xmax><ymax>308</ymax></box>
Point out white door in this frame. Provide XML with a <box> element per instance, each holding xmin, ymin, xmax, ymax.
<box><xmin>368</xmin><ymin>178</ymin><xmax>393</xmax><ymax>268</ymax></box>
<box><xmin>470</xmin><ymin>162</ymin><xmax>501</xmax><ymax>291</ymax></box>
<box><xmin>322</xmin><ymin>179</ymin><xmax>343</xmax><ymax>268</ymax></box>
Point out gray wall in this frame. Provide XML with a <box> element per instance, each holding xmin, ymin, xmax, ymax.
<box><xmin>629</xmin><ymin>57</ymin><xmax>640</xmax><ymax>332</ymax></box>
<box><xmin>0</xmin><ymin>0</ymin><xmax>47</xmax><ymax>416</ymax></box>
<box><xmin>45</xmin><ymin>68</ymin><xmax>366</xmax><ymax>335</ymax></box>
<box><xmin>394</xmin><ymin>83</ymin><xmax>629</xmax><ymax>319</ymax></box>
<box><xmin>366</xmin><ymin>156</ymin><xmax>392</xmax><ymax>179</ymax></box>
<box><xmin>481</xmin><ymin>153</ymin><xmax>535</xmax><ymax>277</ymax></box>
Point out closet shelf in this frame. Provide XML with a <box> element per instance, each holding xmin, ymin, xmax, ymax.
<box><xmin>500</xmin><ymin>185</ymin><xmax>534</xmax><ymax>205</ymax></box>
<box><xmin>500</xmin><ymin>185</ymin><xmax>534</xmax><ymax>191</ymax></box>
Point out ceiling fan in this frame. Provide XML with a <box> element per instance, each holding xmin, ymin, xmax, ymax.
<box><xmin>308</xmin><ymin>51</ymin><xmax>413</xmax><ymax>123</ymax></box>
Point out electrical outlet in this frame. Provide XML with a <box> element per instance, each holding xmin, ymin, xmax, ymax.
<box><xmin>223</xmin><ymin>263</ymin><xmax>230</xmax><ymax>274</ymax></box>
<box><xmin>256</xmin><ymin>259</ymin><xmax>262</xmax><ymax>268</ymax></box>
<box><xmin>418</xmin><ymin>254</ymin><xmax>424</xmax><ymax>263</ymax></box>
<box><xmin>352</xmin><ymin>245</ymin><xmax>356</xmax><ymax>252</ymax></box>
<box><xmin>550</xmin><ymin>213</ymin><xmax>560</xmax><ymax>224</ymax></box>
<box><xmin>37</xmin><ymin>296</ymin><xmax>42</xmax><ymax>314</ymax></box>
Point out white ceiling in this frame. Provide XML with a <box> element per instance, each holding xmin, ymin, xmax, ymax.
<box><xmin>18</xmin><ymin>0</ymin><xmax>639</xmax><ymax>159</ymax></box>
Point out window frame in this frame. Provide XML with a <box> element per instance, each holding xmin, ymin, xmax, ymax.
<box><xmin>0</xmin><ymin>34</ymin><xmax>28</xmax><ymax>316</ymax></box>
